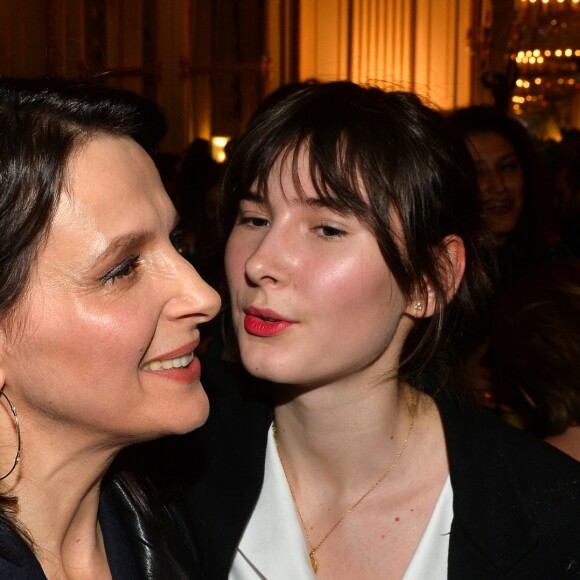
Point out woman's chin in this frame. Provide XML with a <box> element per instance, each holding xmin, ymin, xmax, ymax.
<box><xmin>142</xmin><ymin>389</ymin><xmax>210</xmax><ymax>439</ymax></box>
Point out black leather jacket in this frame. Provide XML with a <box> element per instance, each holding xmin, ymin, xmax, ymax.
<box><xmin>109</xmin><ymin>477</ymin><xmax>204</xmax><ymax>579</ymax></box>
<box><xmin>0</xmin><ymin>477</ymin><xmax>204</xmax><ymax>579</ymax></box>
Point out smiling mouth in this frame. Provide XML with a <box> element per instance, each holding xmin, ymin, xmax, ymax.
<box><xmin>142</xmin><ymin>352</ymin><xmax>194</xmax><ymax>371</ymax></box>
<box><xmin>483</xmin><ymin>199</ymin><xmax>514</xmax><ymax>209</ymax></box>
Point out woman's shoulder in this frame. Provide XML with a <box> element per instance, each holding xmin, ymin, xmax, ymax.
<box><xmin>177</xmin><ymin>355</ymin><xmax>274</xmax><ymax>579</ymax></box>
<box><xmin>433</xmin><ymin>389</ymin><xmax>580</xmax><ymax>575</ymax></box>
<box><xmin>435</xmin><ymin>388</ymin><xmax>580</xmax><ymax>488</ymax></box>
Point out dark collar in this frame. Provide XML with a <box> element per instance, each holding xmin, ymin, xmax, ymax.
<box><xmin>434</xmin><ymin>391</ymin><xmax>539</xmax><ymax>572</ymax></box>
<box><xmin>99</xmin><ymin>485</ymin><xmax>141</xmax><ymax>579</ymax></box>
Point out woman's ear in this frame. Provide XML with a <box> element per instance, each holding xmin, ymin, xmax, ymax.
<box><xmin>0</xmin><ymin>356</ymin><xmax>6</xmax><ymax>392</ymax></box>
<box><xmin>405</xmin><ymin>292</ymin><xmax>435</xmax><ymax>319</ymax></box>
<box><xmin>0</xmin><ymin>352</ymin><xmax>6</xmax><ymax>392</ymax></box>
<box><xmin>0</xmin><ymin>327</ymin><xmax>9</xmax><ymax>390</ymax></box>
<box><xmin>406</xmin><ymin>235</ymin><xmax>466</xmax><ymax>319</ymax></box>
<box><xmin>438</xmin><ymin>234</ymin><xmax>466</xmax><ymax>303</ymax></box>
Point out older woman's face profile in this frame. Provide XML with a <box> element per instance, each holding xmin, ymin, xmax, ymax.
<box><xmin>1</xmin><ymin>136</ymin><xmax>220</xmax><ymax>445</ymax></box>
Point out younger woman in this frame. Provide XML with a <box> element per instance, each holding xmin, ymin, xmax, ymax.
<box><xmin>184</xmin><ymin>81</ymin><xmax>580</xmax><ymax>579</ymax></box>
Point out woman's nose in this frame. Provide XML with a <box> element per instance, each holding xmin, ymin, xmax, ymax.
<box><xmin>480</xmin><ymin>169</ymin><xmax>506</xmax><ymax>194</ymax></box>
<box><xmin>164</xmin><ymin>252</ymin><xmax>221</xmax><ymax>323</ymax></box>
<box><xmin>243</xmin><ymin>229</ymin><xmax>293</xmax><ymax>288</ymax></box>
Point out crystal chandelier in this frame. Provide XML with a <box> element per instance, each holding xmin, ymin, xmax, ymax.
<box><xmin>511</xmin><ymin>0</ymin><xmax>580</xmax><ymax>116</ymax></box>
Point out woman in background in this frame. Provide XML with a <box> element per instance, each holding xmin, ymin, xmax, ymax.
<box><xmin>448</xmin><ymin>105</ymin><xmax>573</xmax><ymax>406</ymax></box>
<box><xmin>0</xmin><ymin>77</ymin><xmax>220</xmax><ymax>578</ymax></box>
<box><xmin>182</xmin><ymin>82</ymin><xmax>580</xmax><ymax>579</ymax></box>
<box><xmin>448</xmin><ymin>105</ymin><xmax>569</xmax><ymax>289</ymax></box>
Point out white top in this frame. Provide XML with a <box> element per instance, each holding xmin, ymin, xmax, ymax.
<box><xmin>230</xmin><ymin>424</ymin><xmax>453</xmax><ymax>580</ymax></box>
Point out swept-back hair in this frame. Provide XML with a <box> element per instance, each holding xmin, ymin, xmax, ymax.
<box><xmin>0</xmin><ymin>76</ymin><xmax>166</xmax><ymax>325</ymax></box>
<box><xmin>0</xmin><ymin>75</ymin><xmax>167</xmax><ymax>541</ymax></box>
<box><xmin>220</xmin><ymin>80</ymin><xmax>489</xmax><ymax>391</ymax></box>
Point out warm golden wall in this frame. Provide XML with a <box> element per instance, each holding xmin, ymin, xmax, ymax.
<box><xmin>298</xmin><ymin>0</ymin><xmax>473</xmax><ymax>111</ymax></box>
<box><xmin>0</xmin><ymin>0</ymin><xmax>269</xmax><ymax>154</ymax></box>
<box><xmin>0</xmin><ymin>0</ymin><xmax>476</xmax><ymax>153</ymax></box>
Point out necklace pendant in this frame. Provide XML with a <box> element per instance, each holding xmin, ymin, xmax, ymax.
<box><xmin>309</xmin><ymin>550</ymin><xmax>318</xmax><ymax>573</ymax></box>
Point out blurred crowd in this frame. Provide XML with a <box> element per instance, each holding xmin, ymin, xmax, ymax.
<box><xmin>449</xmin><ymin>104</ymin><xmax>580</xmax><ymax>461</ymax></box>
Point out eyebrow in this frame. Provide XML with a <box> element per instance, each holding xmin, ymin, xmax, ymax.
<box><xmin>94</xmin><ymin>231</ymin><xmax>154</xmax><ymax>264</ymax></box>
<box><xmin>496</xmin><ymin>153</ymin><xmax>518</xmax><ymax>163</ymax></box>
<box><xmin>95</xmin><ymin>213</ymin><xmax>180</xmax><ymax>264</ymax></box>
<box><xmin>241</xmin><ymin>192</ymin><xmax>265</xmax><ymax>205</ymax></box>
<box><xmin>474</xmin><ymin>153</ymin><xmax>519</xmax><ymax>168</ymax></box>
<box><xmin>242</xmin><ymin>192</ymin><xmax>338</xmax><ymax>210</ymax></box>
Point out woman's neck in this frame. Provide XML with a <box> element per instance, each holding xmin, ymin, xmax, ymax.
<box><xmin>272</xmin><ymin>379</ymin><xmax>417</xmax><ymax>490</ymax></box>
<box><xmin>4</xmin><ymin>423</ymin><xmax>118</xmax><ymax>579</ymax></box>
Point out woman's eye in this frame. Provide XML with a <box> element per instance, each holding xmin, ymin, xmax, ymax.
<box><xmin>237</xmin><ymin>215</ymin><xmax>270</xmax><ymax>228</ymax></box>
<box><xmin>170</xmin><ymin>227</ymin><xmax>185</xmax><ymax>250</ymax></box>
<box><xmin>499</xmin><ymin>162</ymin><xmax>520</xmax><ymax>174</ymax></box>
<box><xmin>316</xmin><ymin>224</ymin><xmax>346</xmax><ymax>239</ymax></box>
<box><xmin>101</xmin><ymin>255</ymin><xmax>141</xmax><ymax>284</ymax></box>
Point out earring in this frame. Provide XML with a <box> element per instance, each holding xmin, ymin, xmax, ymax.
<box><xmin>413</xmin><ymin>301</ymin><xmax>423</xmax><ymax>312</ymax></box>
<box><xmin>0</xmin><ymin>387</ymin><xmax>21</xmax><ymax>481</ymax></box>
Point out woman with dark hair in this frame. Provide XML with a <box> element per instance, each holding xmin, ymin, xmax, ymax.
<box><xmin>447</xmin><ymin>106</ymin><xmax>574</xmax><ymax>406</ymax></box>
<box><xmin>448</xmin><ymin>105</ymin><xmax>569</xmax><ymax>291</ymax></box>
<box><xmin>182</xmin><ymin>82</ymin><xmax>580</xmax><ymax>578</ymax></box>
<box><xmin>0</xmin><ymin>77</ymin><xmax>220</xmax><ymax>578</ymax></box>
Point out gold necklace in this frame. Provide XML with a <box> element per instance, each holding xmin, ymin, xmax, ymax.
<box><xmin>272</xmin><ymin>395</ymin><xmax>417</xmax><ymax>574</ymax></box>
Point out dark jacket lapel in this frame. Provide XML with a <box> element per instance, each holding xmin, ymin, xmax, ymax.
<box><xmin>435</xmin><ymin>390</ymin><xmax>580</xmax><ymax>578</ymax></box>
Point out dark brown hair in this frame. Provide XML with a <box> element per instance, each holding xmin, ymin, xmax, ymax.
<box><xmin>0</xmin><ymin>75</ymin><xmax>167</xmax><ymax>543</ymax></box>
<box><xmin>220</xmin><ymin>81</ymin><xmax>490</xmax><ymax>391</ymax></box>
<box><xmin>0</xmin><ymin>76</ymin><xmax>166</xmax><ymax>324</ymax></box>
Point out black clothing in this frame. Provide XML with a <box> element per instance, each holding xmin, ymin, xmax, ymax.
<box><xmin>182</xmin><ymin>355</ymin><xmax>580</xmax><ymax>579</ymax></box>
<box><xmin>0</xmin><ymin>476</ymin><xmax>203</xmax><ymax>579</ymax></box>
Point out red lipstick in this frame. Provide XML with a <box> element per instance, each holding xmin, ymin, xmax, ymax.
<box><xmin>244</xmin><ymin>307</ymin><xmax>295</xmax><ymax>337</ymax></box>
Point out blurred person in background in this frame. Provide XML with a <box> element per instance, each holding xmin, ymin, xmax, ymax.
<box><xmin>490</xmin><ymin>258</ymin><xmax>580</xmax><ymax>461</ymax></box>
<box><xmin>449</xmin><ymin>105</ymin><xmax>571</xmax><ymax>292</ymax></box>
<box><xmin>448</xmin><ymin>105</ymin><xmax>572</xmax><ymax>408</ymax></box>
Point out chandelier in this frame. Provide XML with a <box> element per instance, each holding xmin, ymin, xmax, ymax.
<box><xmin>510</xmin><ymin>0</ymin><xmax>580</xmax><ymax>117</ymax></box>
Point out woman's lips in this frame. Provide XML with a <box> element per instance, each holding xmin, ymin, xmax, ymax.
<box><xmin>244</xmin><ymin>308</ymin><xmax>295</xmax><ymax>337</ymax></box>
<box><xmin>141</xmin><ymin>340</ymin><xmax>202</xmax><ymax>383</ymax></box>
<box><xmin>483</xmin><ymin>199</ymin><xmax>515</xmax><ymax>216</ymax></box>
<box><xmin>142</xmin><ymin>355</ymin><xmax>201</xmax><ymax>384</ymax></box>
